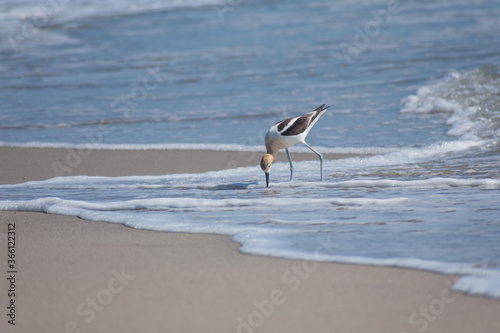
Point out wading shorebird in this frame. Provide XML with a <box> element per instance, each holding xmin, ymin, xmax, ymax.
<box><xmin>260</xmin><ymin>104</ymin><xmax>329</xmax><ymax>187</ymax></box>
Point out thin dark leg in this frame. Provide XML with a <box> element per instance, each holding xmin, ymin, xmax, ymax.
<box><xmin>285</xmin><ymin>148</ymin><xmax>293</xmax><ymax>181</ymax></box>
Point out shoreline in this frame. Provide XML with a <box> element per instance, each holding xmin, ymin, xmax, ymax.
<box><xmin>0</xmin><ymin>147</ymin><xmax>499</xmax><ymax>332</ymax></box>
<box><xmin>0</xmin><ymin>146</ymin><xmax>359</xmax><ymax>184</ymax></box>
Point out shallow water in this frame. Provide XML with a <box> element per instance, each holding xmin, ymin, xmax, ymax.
<box><xmin>1</xmin><ymin>0</ymin><xmax>500</xmax><ymax>298</ymax></box>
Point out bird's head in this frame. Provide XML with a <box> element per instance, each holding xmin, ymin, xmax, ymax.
<box><xmin>260</xmin><ymin>154</ymin><xmax>274</xmax><ymax>187</ymax></box>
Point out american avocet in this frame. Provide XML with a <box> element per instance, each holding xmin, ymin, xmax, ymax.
<box><xmin>260</xmin><ymin>104</ymin><xmax>329</xmax><ymax>187</ymax></box>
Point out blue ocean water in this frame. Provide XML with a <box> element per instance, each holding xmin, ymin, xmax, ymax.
<box><xmin>1</xmin><ymin>0</ymin><xmax>500</xmax><ymax>299</ymax></box>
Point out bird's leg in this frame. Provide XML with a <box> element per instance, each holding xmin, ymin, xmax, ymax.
<box><xmin>304</xmin><ymin>143</ymin><xmax>323</xmax><ymax>181</ymax></box>
<box><xmin>285</xmin><ymin>148</ymin><xmax>293</xmax><ymax>181</ymax></box>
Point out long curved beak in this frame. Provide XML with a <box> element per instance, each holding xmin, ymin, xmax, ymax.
<box><xmin>265</xmin><ymin>172</ymin><xmax>270</xmax><ymax>187</ymax></box>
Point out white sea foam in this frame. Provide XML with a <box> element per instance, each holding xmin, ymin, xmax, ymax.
<box><xmin>4</xmin><ymin>169</ymin><xmax>499</xmax><ymax>191</ymax></box>
<box><xmin>316</xmin><ymin>178</ymin><xmax>500</xmax><ymax>190</ymax></box>
<box><xmin>454</xmin><ymin>272</ymin><xmax>500</xmax><ymax>299</ymax></box>
<box><xmin>401</xmin><ymin>65</ymin><xmax>500</xmax><ymax>143</ymax></box>
<box><xmin>0</xmin><ymin>137</ymin><xmax>483</xmax><ymax>163</ymax></box>
<box><xmin>321</xmin><ymin>140</ymin><xmax>485</xmax><ymax>174</ymax></box>
<box><xmin>0</xmin><ymin>194</ymin><xmax>411</xmax><ymax>214</ymax></box>
<box><xmin>0</xmin><ymin>141</ymin><xmax>396</xmax><ymax>155</ymax></box>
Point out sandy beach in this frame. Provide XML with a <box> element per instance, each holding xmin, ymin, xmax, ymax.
<box><xmin>0</xmin><ymin>147</ymin><xmax>499</xmax><ymax>333</ymax></box>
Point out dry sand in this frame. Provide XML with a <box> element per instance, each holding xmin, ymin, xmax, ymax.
<box><xmin>0</xmin><ymin>147</ymin><xmax>499</xmax><ymax>333</ymax></box>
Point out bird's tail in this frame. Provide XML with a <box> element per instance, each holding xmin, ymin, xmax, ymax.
<box><xmin>314</xmin><ymin>104</ymin><xmax>329</xmax><ymax>113</ymax></box>
<box><xmin>309</xmin><ymin>104</ymin><xmax>329</xmax><ymax>128</ymax></box>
